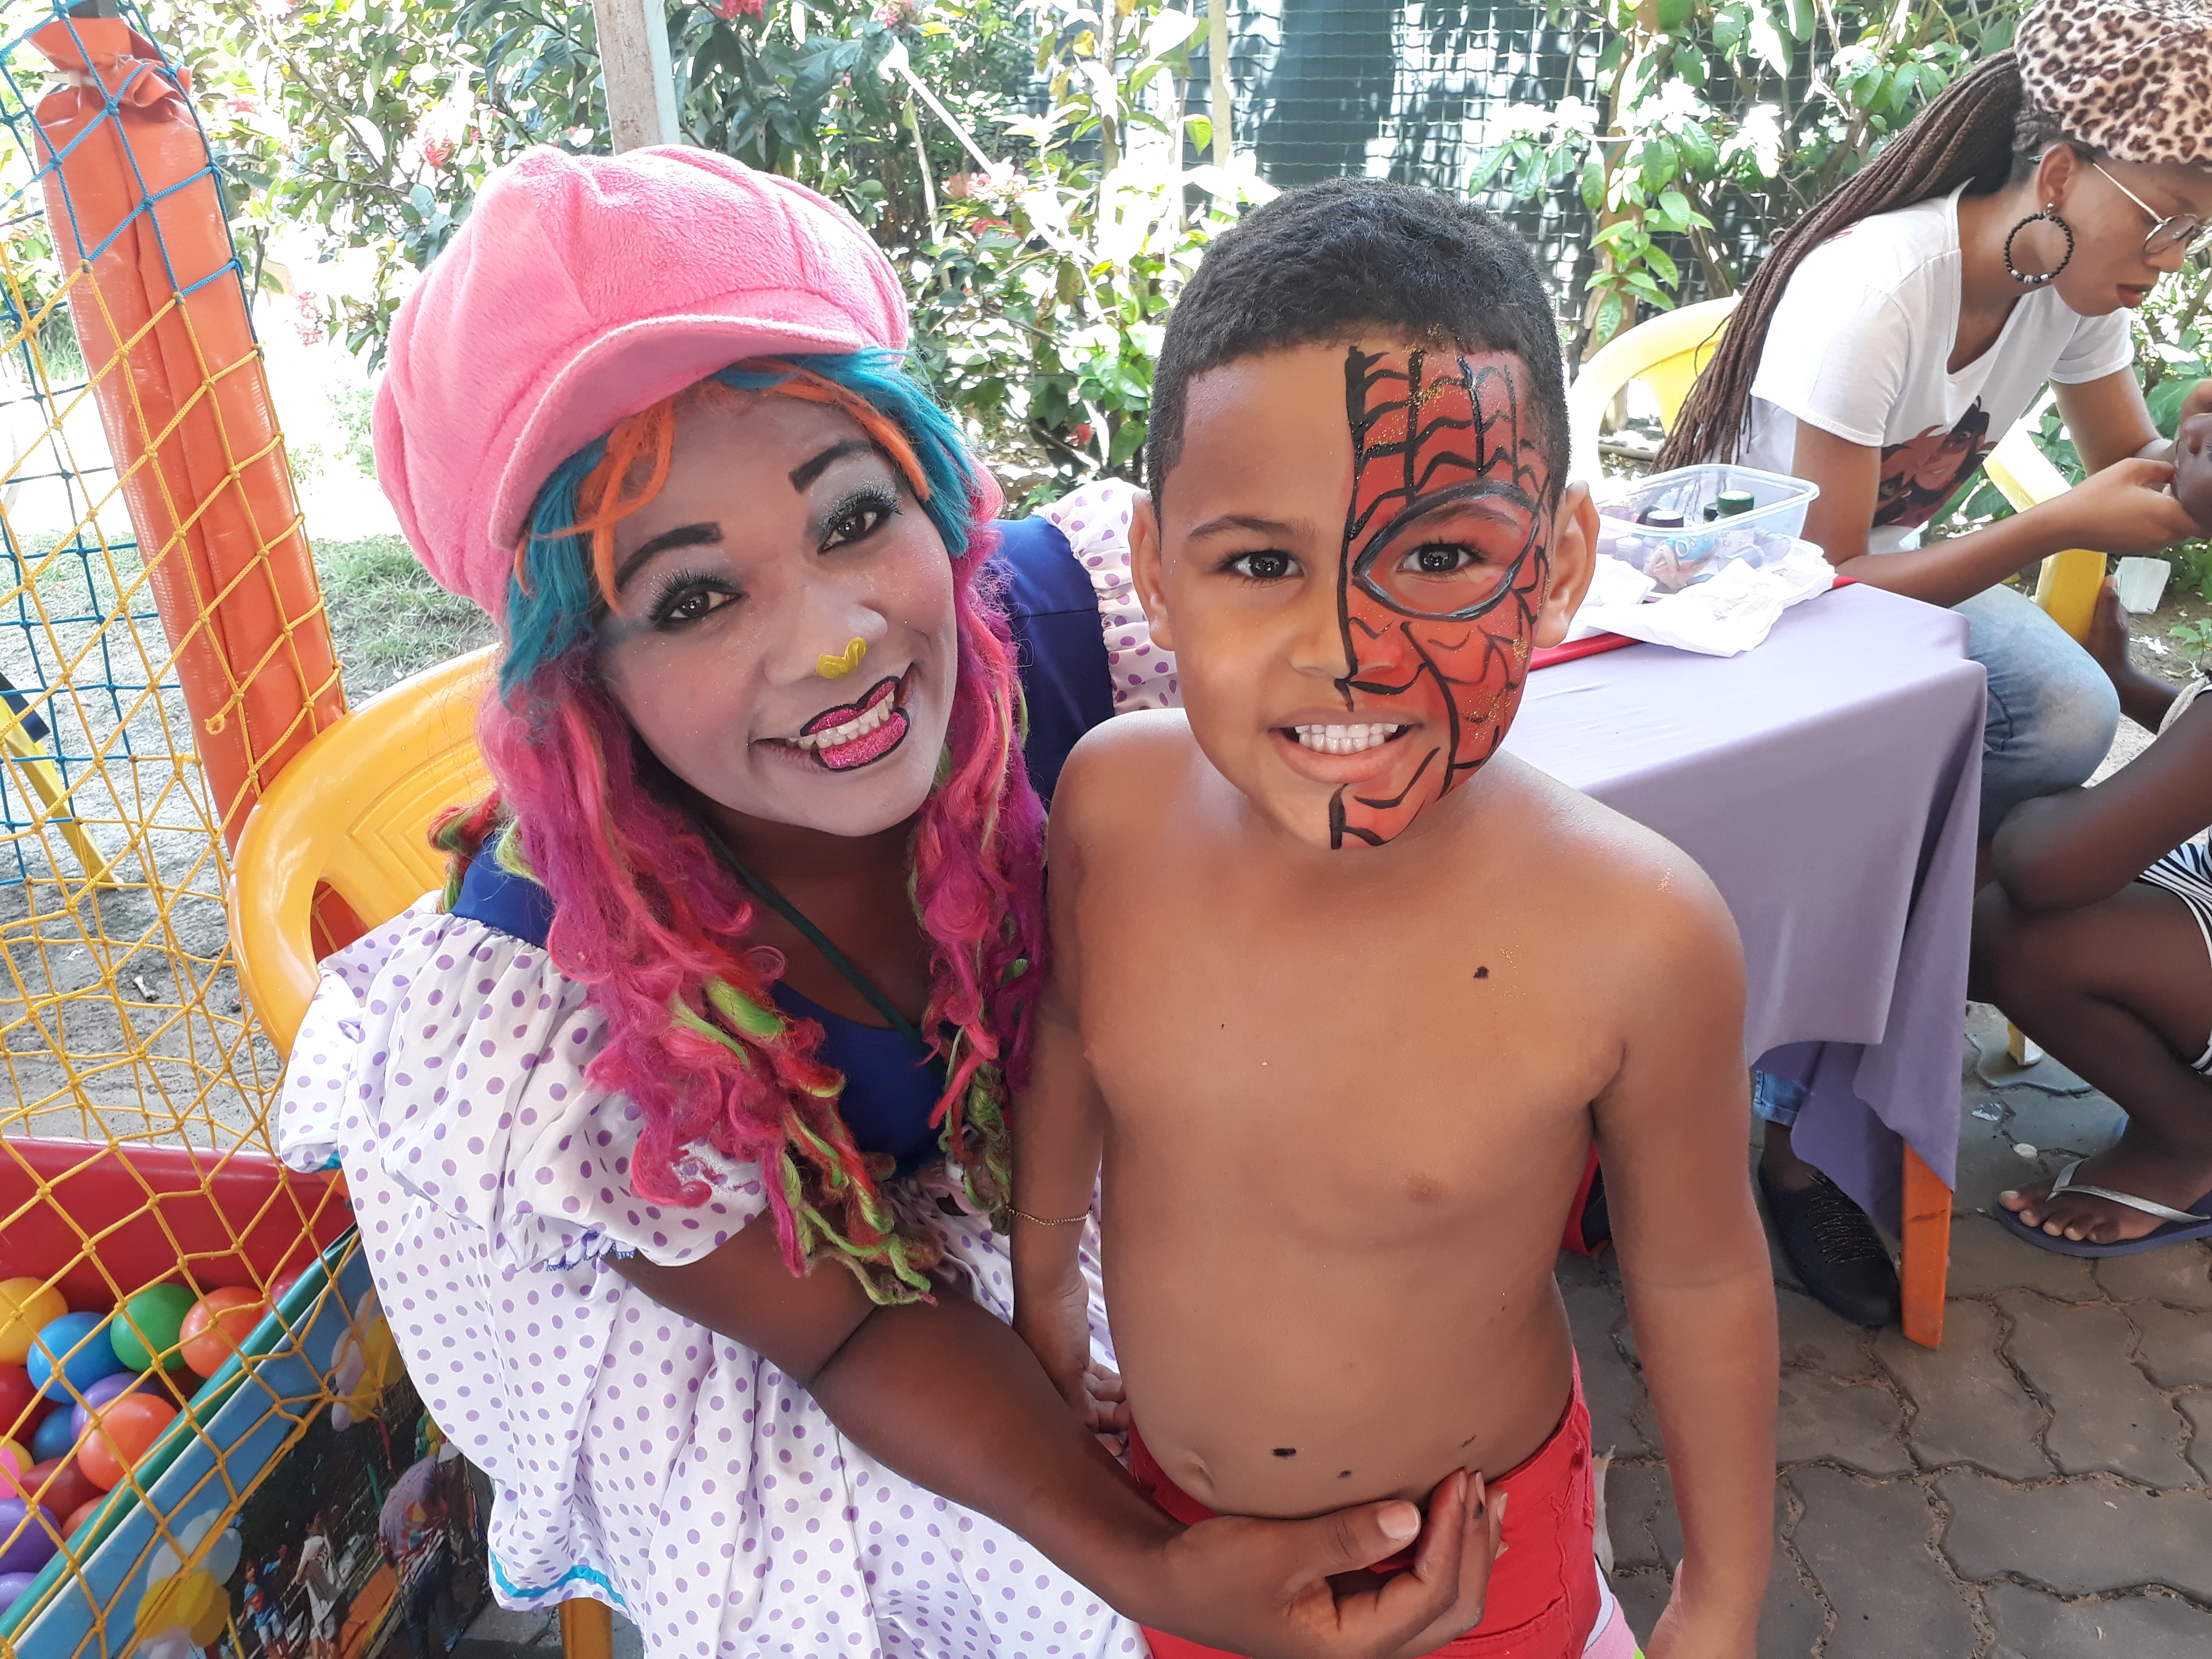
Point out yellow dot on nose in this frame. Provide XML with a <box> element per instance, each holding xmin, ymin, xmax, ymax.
<box><xmin>818</xmin><ymin>637</ymin><xmax>868</xmax><ymax>679</ymax></box>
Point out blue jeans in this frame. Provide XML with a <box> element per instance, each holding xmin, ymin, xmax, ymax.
<box><xmin>1754</xmin><ymin>1070</ymin><xmax>1807</xmax><ymax>1128</ymax></box>
<box><xmin>1956</xmin><ymin>583</ymin><xmax>2118</xmax><ymax>839</ymax></box>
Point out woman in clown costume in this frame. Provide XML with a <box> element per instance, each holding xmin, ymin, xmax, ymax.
<box><xmin>277</xmin><ymin>147</ymin><xmax>1492</xmax><ymax>1657</ymax></box>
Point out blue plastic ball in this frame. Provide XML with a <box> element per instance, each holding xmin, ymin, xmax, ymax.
<box><xmin>28</xmin><ymin>1407</ymin><xmax>75</xmax><ymax>1463</ymax></box>
<box><xmin>24</xmin><ymin>1312</ymin><xmax>124</xmax><ymax>1401</ymax></box>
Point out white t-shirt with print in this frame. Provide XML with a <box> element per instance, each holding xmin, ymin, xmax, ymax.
<box><xmin>1738</xmin><ymin>185</ymin><xmax>2132</xmax><ymax>552</ymax></box>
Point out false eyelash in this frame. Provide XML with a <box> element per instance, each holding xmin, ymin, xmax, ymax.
<box><xmin>820</xmin><ymin>482</ymin><xmax>901</xmax><ymax>549</ymax></box>
<box><xmin>644</xmin><ymin>566</ymin><xmax>742</xmax><ymax>629</ymax></box>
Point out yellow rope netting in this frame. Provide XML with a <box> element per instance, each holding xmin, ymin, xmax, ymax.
<box><xmin>0</xmin><ymin>6</ymin><xmax>380</xmax><ymax>1654</ymax></box>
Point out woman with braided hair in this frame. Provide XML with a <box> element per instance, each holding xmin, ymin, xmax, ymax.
<box><xmin>1660</xmin><ymin>0</ymin><xmax>2212</xmax><ymax>1328</ymax></box>
<box><xmin>275</xmin><ymin>146</ymin><xmax>1500</xmax><ymax>1658</ymax></box>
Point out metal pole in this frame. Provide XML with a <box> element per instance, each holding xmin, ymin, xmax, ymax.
<box><xmin>1207</xmin><ymin>0</ymin><xmax>1231</xmax><ymax>165</ymax></box>
<box><xmin>593</xmin><ymin>0</ymin><xmax>680</xmax><ymax>152</ymax></box>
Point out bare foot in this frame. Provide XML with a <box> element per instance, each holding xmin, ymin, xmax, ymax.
<box><xmin>1999</xmin><ymin>1146</ymin><xmax>2212</xmax><ymax>1245</ymax></box>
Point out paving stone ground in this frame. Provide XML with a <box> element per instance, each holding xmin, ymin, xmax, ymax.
<box><xmin>1582</xmin><ymin>1003</ymin><xmax>2212</xmax><ymax>1657</ymax></box>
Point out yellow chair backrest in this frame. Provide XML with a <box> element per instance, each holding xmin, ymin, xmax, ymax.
<box><xmin>1565</xmin><ymin>294</ymin><xmax>1740</xmax><ymax>483</ymax></box>
<box><xmin>228</xmin><ymin>647</ymin><xmax>497</xmax><ymax>1058</ymax></box>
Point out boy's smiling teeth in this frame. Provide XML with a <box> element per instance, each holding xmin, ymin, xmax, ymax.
<box><xmin>794</xmin><ymin>694</ymin><xmax>897</xmax><ymax>752</ymax></box>
<box><xmin>1291</xmin><ymin>722</ymin><xmax>1403</xmax><ymax>755</ymax></box>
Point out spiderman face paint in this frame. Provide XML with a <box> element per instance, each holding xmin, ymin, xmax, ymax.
<box><xmin>1328</xmin><ymin>346</ymin><xmax>1549</xmax><ymax>847</ymax></box>
<box><xmin>1138</xmin><ymin>339</ymin><xmax>1565</xmax><ymax>856</ymax></box>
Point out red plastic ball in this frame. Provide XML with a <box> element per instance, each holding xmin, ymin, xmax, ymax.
<box><xmin>177</xmin><ymin>1290</ymin><xmax>264</xmax><ymax>1379</ymax></box>
<box><xmin>62</xmin><ymin>1496</ymin><xmax>103</xmax><ymax>1537</ymax></box>
<box><xmin>267</xmin><ymin>1267</ymin><xmax>308</xmax><ymax>1306</ymax></box>
<box><xmin>23</xmin><ymin>1458</ymin><xmax>98</xmax><ymax>1520</ymax></box>
<box><xmin>0</xmin><ymin>1366</ymin><xmax>34</xmax><ymax>1444</ymax></box>
<box><xmin>77</xmin><ymin>1397</ymin><xmax>177</xmax><ymax>1491</ymax></box>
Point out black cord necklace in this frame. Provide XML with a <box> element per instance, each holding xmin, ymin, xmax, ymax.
<box><xmin>691</xmin><ymin>816</ymin><xmax>930</xmax><ymax>1058</ymax></box>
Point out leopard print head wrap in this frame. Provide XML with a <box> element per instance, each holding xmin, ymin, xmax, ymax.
<box><xmin>2017</xmin><ymin>0</ymin><xmax>2212</xmax><ymax>167</ymax></box>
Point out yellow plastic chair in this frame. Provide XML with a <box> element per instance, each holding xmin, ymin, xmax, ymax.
<box><xmin>228</xmin><ymin>646</ymin><xmax>496</xmax><ymax>1056</ymax></box>
<box><xmin>1565</xmin><ymin>294</ymin><xmax>1740</xmax><ymax>481</ymax></box>
<box><xmin>1982</xmin><ymin>422</ymin><xmax>2108</xmax><ymax>640</ymax></box>
<box><xmin>227</xmin><ymin>642</ymin><xmax>617</xmax><ymax>1659</ymax></box>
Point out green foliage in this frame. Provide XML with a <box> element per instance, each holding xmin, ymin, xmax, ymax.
<box><xmin>2170</xmin><ymin>616</ymin><xmax>2212</xmax><ymax>660</ymax></box>
<box><xmin>910</xmin><ymin>2</ymin><xmax>1266</xmax><ymax>493</ymax></box>
<box><xmin>1476</xmin><ymin>0</ymin><xmax>2022</xmax><ymax>352</ymax></box>
<box><xmin>170</xmin><ymin>0</ymin><xmax>1235</xmax><ymax>485</ymax></box>
<box><xmin>313</xmin><ymin>534</ymin><xmax>497</xmax><ymax>692</ymax></box>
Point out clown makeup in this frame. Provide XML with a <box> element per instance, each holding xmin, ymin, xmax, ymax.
<box><xmin>1133</xmin><ymin>339</ymin><xmax>1593</xmax><ymax>853</ymax></box>
<box><xmin>593</xmin><ymin>392</ymin><xmax>958</xmax><ymax>841</ymax></box>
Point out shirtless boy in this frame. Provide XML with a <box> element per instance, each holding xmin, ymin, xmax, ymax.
<box><xmin>1013</xmin><ymin>179</ymin><xmax>1777</xmax><ymax>1658</ymax></box>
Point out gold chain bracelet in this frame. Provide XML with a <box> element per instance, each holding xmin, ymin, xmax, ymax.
<box><xmin>1008</xmin><ymin>1206</ymin><xmax>1089</xmax><ymax>1227</ymax></box>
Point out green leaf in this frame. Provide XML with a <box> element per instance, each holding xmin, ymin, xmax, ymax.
<box><xmin>1786</xmin><ymin>0</ymin><xmax>1814</xmax><ymax>41</ymax></box>
<box><xmin>1654</xmin><ymin>187</ymin><xmax>1693</xmax><ymax>231</ymax></box>
<box><xmin>1643</xmin><ymin>243</ymin><xmax>1680</xmax><ymax>287</ymax></box>
<box><xmin>1109</xmin><ymin>415</ymin><xmax>1147</xmax><ymax>467</ymax></box>
<box><xmin>1655</xmin><ymin>0</ymin><xmax>1693</xmax><ymax>31</ymax></box>
<box><xmin>1580</xmin><ymin>155</ymin><xmax>1607</xmax><ymax>214</ymax></box>
<box><xmin>1591</xmin><ymin>291</ymin><xmax>1625</xmax><ymax>348</ymax></box>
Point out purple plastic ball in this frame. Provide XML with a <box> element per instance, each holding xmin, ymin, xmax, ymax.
<box><xmin>0</xmin><ymin>1569</ymin><xmax>35</xmax><ymax>1613</ymax></box>
<box><xmin>0</xmin><ymin>1496</ymin><xmax>57</xmax><ymax>1575</ymax></box>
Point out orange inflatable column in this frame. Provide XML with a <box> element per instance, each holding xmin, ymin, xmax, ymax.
<box><xmin>29</xmin><ymin>16</ymin><xmax>344</xmax><ymax>850</ymax></box>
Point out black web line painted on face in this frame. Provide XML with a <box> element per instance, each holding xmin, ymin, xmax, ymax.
<box><xmin>1326</xmin><ymin>346</ymin><xmax>1552</xmax><ymax>849</ymax></box>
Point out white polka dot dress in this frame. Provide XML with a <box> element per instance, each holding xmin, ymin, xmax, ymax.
<box><xmin>278</xmin><ymin>898</ymin><xmax>1146</xmax><ymax>1658</ymax></box>
<box><xmin>1038</xmin><ymin>481</ymin><xmax>1180</xmax><ymax>714</ymax></box>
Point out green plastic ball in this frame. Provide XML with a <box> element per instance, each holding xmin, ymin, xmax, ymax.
<box><xmin>109</xmin><ymin>1284</ymin><xmax>196</xmax><ymax>1373</ymax></box>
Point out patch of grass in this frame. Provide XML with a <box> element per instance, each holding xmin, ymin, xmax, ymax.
<box><xmin>312</xmin><ymin>534</ymin><xmax>495</xmax><ymax>696</ymax></box>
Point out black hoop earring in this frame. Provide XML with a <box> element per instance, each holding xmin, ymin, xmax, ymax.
<box><xmin>2004</xmin><ymin>205</ymin><xmax>2075</xmax><ymax>286</ymax></box>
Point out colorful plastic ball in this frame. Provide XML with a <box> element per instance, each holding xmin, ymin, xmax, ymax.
<box><xmin>0</xmin><ymin>1441</ymin><xmax>25</xmax><ymax>1496</ymax></box>
<box><xmin>109</xmin><ymin>1285</ymin><xmax>195</xmax><ymax>1374</ymax></box>
<box><xmin>0</xmin><ymin>1282</ymin><xmax>65</xmax><ymax>1369</ymax></box>
<box><xmin>0</xmin><ymin>1569</ymin><xmax>36</xmax><ymax>1614</ymax></box>
<box><xmin>62</xmin><ymin>1496</ymin><xmax>102</xmax><ymax>1537</ymax></box>
<box><xmin>0</xmin><ymin>1364</ymin><xmax>35</xmax><ymax>1440</ymax></box>
<box><xmin>267</xmin><ymin>1266</ymin><xmax>308</xmax><ymax>1306</ymax></box>
<box><xmin>69</xmin><ymin>1370</ymin><xmax>154</xmax><ymax>1438</ymax></box>
<box><xmin>24</xmin><ymin>1459</ymin><xmax>98</xmax><ymax>1521</ymax></box>
<box><xmin>0</xmin><ymin>1496</ymin><xmax>57</xmax><ymax>1574</ymax></box>
<box><xmin>78</xmin><ymin>1396</ymin><xmax>177</xmax><ymax>1491</ymax></box>
<box><xmin>29</xmin><ymin>1406</ymin><xmax>77</xmax><ymax>1464</ymax></box>
<box><xmin>177</xmin><ymin>1290</ymin><xmax>263</xmax><ymax>1378</ymax></box>
<box><xmin>26</xmin><ymin>1312</ymin><xmax>124</xmax><ymax>1401</ymax></box>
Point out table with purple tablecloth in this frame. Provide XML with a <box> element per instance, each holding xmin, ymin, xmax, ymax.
<box><xmin>1505</xmin><ymin>582</ymin><xmax>1986</xmax><ymax>1337</ymax></box>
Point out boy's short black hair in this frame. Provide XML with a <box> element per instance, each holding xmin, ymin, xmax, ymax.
<box><xmin>1146</xmin><ymin>177</ymin><xmax>1569</xmax><ymax>502</ymax></box>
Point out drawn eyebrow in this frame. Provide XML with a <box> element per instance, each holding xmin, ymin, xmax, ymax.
<box><xmin>615</xmin><ymin>522</ymin><xmax>721</xmax><ymax>591</ymax></box>
<box><xmin>789</xmin><ymin>439</ymin><xmax>876</xmax><ymax>492</ymax></box>
<box><xmin>1186</xmin><ymin>512</ymin><xmax>1312</xmax><ymax>542</ymax></box>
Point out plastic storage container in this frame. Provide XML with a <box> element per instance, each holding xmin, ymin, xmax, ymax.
<box><xmin>1596</xmin><ymin>464</ymin><xmax>1820</xmax><ymax>594</ymax></box>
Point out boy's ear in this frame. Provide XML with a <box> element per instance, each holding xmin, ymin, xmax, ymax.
<box><xmin>1129</xmin><ymin>490</ymin><xmax>1175</xmax><ymax>653</ymax></box>
<box><xmin>1531</xmin><ymin>482</ymin><xmax>1598</xmax><ymax>651</ymax></box>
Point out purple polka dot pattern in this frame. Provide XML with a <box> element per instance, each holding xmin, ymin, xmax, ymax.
<box><xmin>276</xmin><ymin>898</ymin><xmax>1142</xmax><ymax>1657</ymax></box>
<box><xmin>1040</xmin><ymin>481</ymin><xmax>1180</xmax><ymax>714</ymax></box>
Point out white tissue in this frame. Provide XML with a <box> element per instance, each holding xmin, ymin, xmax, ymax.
<box><xmin>1565</xmin><ymin>541</ymin><xmax>1835</xmax><ymax>657</ymax></box>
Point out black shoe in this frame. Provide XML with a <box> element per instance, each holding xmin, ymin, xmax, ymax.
<box><xmin>1758</xmin><ymin>1166</ymin><xmax>1902</xmax><ymax>1328</ymax></box>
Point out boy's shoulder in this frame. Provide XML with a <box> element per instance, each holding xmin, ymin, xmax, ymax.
<box><xmin>1053</xmin><ymin>708</ymin><xmax>1204</xmax><ymax>823</ymax></box>
<box><xmin>1473</xmin><ymin>756</ymin><xmax>1740</xmax><ymax>959</ymax></box>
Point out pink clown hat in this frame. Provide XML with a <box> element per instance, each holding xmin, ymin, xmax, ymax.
<box><xmin>371</xmin><ymin>145</ymin><xmax>908</xmax><ymax>618</ymax></box>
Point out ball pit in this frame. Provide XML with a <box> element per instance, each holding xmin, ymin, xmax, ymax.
<box><xmin>0</xmin><ymin>1282</ymin><xmax>65</xmax><ymax>1369</ymax></box>
<box><xmin>108</xmin><ymin>1285</ymin><xmax>195</xmax><ymax>1374</ymax></box>
<box><xmin>78</xmin><ymin>1396</ymin><xmax>177</xmax><ymax>1491</ymax></box>
<box><xmin>0</xmin><ymin>1567</ymin><xmax>36</xmax><ymax>1614</ymax></box>
<box><xmin>28</xmin><ymin>1408</ymin><xmax>76</xmax><ymax>1464</ymax></box>
<box><xmin>26</xmin><ymin>1312</ymin><xmax>124</xmax><ymax>1401</ymax></box>
<box><xmin>178</xmin><ymin>1290</ymin><xmax>264</xmax><ymax>1379</ymax></box>
<box><xmin>22</xmin><ymin>1459</ymin><xmax>98</xmax><ymax>1522</ymax></box>
<box><xmin>0</xmin><ymin>1494</ymin><xmax>57</xmax><ymax>1574</ymax></box>
<box><xmin>0</xmin><ymin>1363</ymin><xmax>35</xmax><ymax>1439</ymax></box>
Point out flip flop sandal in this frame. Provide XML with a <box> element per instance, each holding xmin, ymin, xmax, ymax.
<box><xmin>1993</xmin><ymin>1156</ymin><xmax>2212</xmax><ymax>1257</ymax></box>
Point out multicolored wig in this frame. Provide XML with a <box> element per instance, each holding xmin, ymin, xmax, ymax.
<box><xmin>434</xmin><ymin>349</ymin><xmax>1045</xmax><ymax>1304</ymax></box>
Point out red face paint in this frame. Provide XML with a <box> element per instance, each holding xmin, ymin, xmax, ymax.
<box><xmin>1330</xmin><ymin>346</ymin><xmax>1550</xmax><ymax>849</ymax></box>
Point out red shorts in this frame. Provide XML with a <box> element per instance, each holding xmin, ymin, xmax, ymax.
<box><xmin>1130</xmin><ymin>1363</ymin><xmax>1599</xmax><ymax>1659</ymax></box>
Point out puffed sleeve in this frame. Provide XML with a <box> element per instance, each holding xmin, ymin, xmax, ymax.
<box><xmin>278</xmin><ymin>896</ymin><xmax>769</xmax><ymax>1276</ymax></box>
<box><xmin>1039</xmin><ymin>476</ymin><xmax>1181</xmax><ymax>713</ymax></box>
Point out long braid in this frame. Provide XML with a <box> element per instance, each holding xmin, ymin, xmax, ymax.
<box><xmin>1658</xmin><ymin>53</ymin><xmax>2058</xmax><ymax>468</ymax></box>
